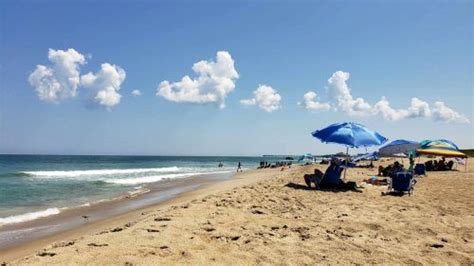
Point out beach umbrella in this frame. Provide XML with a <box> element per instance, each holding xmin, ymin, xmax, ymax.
<box><xmin>379</xmin><ymin>139</ymin><xmax>419</xmax><ymax>157</ymax></box>
<box><xmin>417</xmin><ymin>139</ymin><xmax>466</xmax><ymax>158</ymax></box>
<box><xmin>417</xmin><ymin>139</ymin><xmax>467</xmax><ymax>170</ymax></box>
<box><xmin>352</xmin><ymin>151</ymin><xmax>380</xmax><ymax>162</ymax></box>
<box><xmin>312</xmin><ymin>122</ymin><xmax>387</xmax><ymax>148</ymax></box>
<box><xmin>297</xmin><ymin>153</ymin><xmax>314</xmax><ymax>163</ymax></box>
<box><xmin>311</xmin><ymin>122</ymin><xmax>388</xmax><ymax>178</ymax></box>
<box><xmin>419</xmin><ymin>139</ymin><xmax>459</xmax><ymax>150</ymax></box>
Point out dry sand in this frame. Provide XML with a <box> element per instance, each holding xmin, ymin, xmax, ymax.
<box><xmin>3</xmin><ymin>159</ymin><xmax>474</xmax><ymax>265</ymax></box>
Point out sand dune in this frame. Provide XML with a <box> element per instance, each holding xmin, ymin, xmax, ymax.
<box><xmin>4</xmin><ymin>159</ymin><xmax>474</xmax><ymax>264</ymax></box>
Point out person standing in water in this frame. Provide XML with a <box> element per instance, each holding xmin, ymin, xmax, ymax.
<box><xmin>237</xmin><ymin>161</ymin><xmax>242</xmax><ymax>172</ymax></box>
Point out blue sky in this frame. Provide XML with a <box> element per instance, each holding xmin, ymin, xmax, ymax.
<box><xmin>0</xmin><ymin>1</ymin><xmax>473</xmax><ymax>156</ymax></box>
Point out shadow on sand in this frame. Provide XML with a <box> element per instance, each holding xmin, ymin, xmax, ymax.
<box><xmin>380</xmin><ymin>191</ymin><xmax>411</xmax><ymax>197</ymax></box>
<box><xmin>284</xmin><ymin>182</ymin><xmax>359</xmax><ymax>193</ymax></box>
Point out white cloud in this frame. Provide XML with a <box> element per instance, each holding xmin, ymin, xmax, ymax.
<box><xmin>302</xmin><ymin>70</ymin><xmax>469</xmax><ymax>124</ymax></box>
<box><xmin>131</xmin><ymin>89</ymin><xmax>142</xmax><ymax>97</ymax></box>
<box><xmin>239</xmin><ymin>98</ymin><xmax>256</xmax><ymax>106</ymax></box>
<box><xmin>81</xmin><ymin>63</ymin><xmax>126</xmax><ymax>109</ymax></box>
<box><xmin>373</xmin><ymin>97</ymin><xmax>432</xmax><ymax>121</ymax></box>
<box><xmin>156</xmin><ymin>51</ymin><xmax>239</xmax><ymax>109</ymax></box>
<box><xmin>373</xmin><ymin>97</ymin><xmax>410</xmax><ymax>121</ymax></box>
<box><xmin>298</xmin><ymin>91</ymin><xmax>331</xmax><ymax>111</ymax></box>
<box><xmin>240</xmin><ymin>84</ymin><xmax>281</xmax><ymax>112</ymax></box>
<box><xmin>327</xmin><ymin>71</ymin><xmax>372</xmax><ymax>116</ymax></box>
<box><xmin>28</xmin><ymin>48</ymin><xmax>86</xmax><ymax>102</ymax></box>
<box><xmin>432</xmin><ymin>101</ymin><xmax>470</xmax><ymax>123</ymax></box>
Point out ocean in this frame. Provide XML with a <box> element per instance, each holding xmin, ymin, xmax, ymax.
<box><xmin>0</xmin><ymin>155</ymin><xmax>266</xmax><ymax>226</ymax></box>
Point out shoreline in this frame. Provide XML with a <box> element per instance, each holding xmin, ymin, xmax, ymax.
<box><xmin>0</xmin><ymin>167</ymin><xmax>280</xmax><ymax>262</ymax></box>
<box><xmin>3</xmin><ymin>159</ymin><xmax>473</xmax><ymax>264</ymax></box>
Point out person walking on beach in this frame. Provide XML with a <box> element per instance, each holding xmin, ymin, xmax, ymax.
<box><xmin>237</xmin><ymin>161</ymin><xmax>242</xmax><ymax>172</ymax></box>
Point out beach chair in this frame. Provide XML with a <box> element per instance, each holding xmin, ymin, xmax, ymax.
<box><xmin>318</xmin><ymin>164</ymin><xmax>343</xmax><ymax>188</ymax></box>
<box><xmin>304</xmin><ymin>163</ymin><xmax>346</xmax><ymax>189</ymax></box>
<box><xmin>414</xmin><ymin>164</ymin><xmax>426</xmax><ymax>176</ymax></box>
<box><xmin>388</xmin><ymin>171</ymin><xmax>416</xmax><ymax>195</ymax></box>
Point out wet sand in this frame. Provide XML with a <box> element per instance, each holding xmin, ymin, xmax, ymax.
<box><xmin>2</xmin><ymin>159</ymin><xmax>473</xmax><ymax>264</ymax></box>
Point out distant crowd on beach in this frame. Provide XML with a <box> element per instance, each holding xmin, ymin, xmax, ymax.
<box><xmin>424</xmin><ymin>158</ymin><xmax>454</xmax><ymax>171</ymax></box>
<box><xmin>377</xmin><ymin>157</ymin><xmax>455</xmax><ymax>176</ymax></box>
<box><xmin>258</xmin><ymin>161</ymin><xmax>292</xmax><ymax>169</ymax></box>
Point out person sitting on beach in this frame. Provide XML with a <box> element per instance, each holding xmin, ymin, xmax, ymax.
<box><xmin>304</xmin><ymin>168</ymin><xmax>324</xmax><ymax>188</ymax></box>
<box><xmin>378</xmin><ymin>161</ymin><xmax>403</xmax><ymax>177</ymax></box>
<box><xmin>425</xmin><ymin>160</ymin><xmax>434</xmax><ymax>171</ymax></box>
<box><xmin>437</xmin><ymin>157</ymin><xmax>447</xmax><ymax>171</ymax></box>
<box><xmin>304</xmin><ymin>158</ymin><xmax>362</xmax><ymax>192</ymax></box>
<box><xmin>446</xmin><ymin>160</ymin><xmax>454</xmax><ymax>170</ymax></box>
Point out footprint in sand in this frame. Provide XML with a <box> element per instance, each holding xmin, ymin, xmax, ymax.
<box><xmin>212</xmin><ymin>235</ymin><xmax>241</xmax><ymax>242</ymax></box>
<box><xmin>181</xmin><ymin>251</ymin><xmax>191</xmax><ymax>257</ymax></box>
<box><xmin>52</xmin><ymin>241</ymin><xmax>75</xmax><ymax>248</ymax></box>
<box><xmin>154</xmin><ymin>217</ymin><xmax>172</xmax><ymax>222</ymax></box>
<box><xmin>110</xmin><ymin>227</ymin><xmax>124</xmax><ymax>232</ymax></box>
<box><xmin>124</xmin><ymin>222</ymin><xmax>136</xmax><ymax>228</ymax></box>
<box><xmin>87</xmin><ymin>243</ymin><xmax>109</xmax><ymax>247</ymax></box>
<box><xmin>37</xmin><ymin>251</ymin><xmax>56</xmax><ymax>257</ymax></box>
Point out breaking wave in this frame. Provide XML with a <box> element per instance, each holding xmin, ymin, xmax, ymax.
<box><xmin>0</xmin><ymin>208</ymin><xmax>61</xmax><ymax>225</ymax></box>
<box><xmin>22</xmin><ymin>167</ymin><xmax>180</xmax><ymax>178</ymax></box>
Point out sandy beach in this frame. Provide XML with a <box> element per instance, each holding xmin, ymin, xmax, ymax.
<box><xmin>2</xmin><ymin>159</ymin><xmax>473</xmax><ymax>265</ymax></box>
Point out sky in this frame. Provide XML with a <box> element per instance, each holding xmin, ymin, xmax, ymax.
<box><xmin>0</xmin><ymin>0</ymin><xmax>473</xmax><ymax>156</ymax></box>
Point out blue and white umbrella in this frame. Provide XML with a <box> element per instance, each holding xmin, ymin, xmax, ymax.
<box><xmin>312</xmin><ymin>122</ymin><xmax>388</xmax><ymax>148</ymax></box>
<box><xmin>352</xmin><ymin>151</ymin><xmax>380</xmax><ymax>162</ymax></box>
<box><xmin>312</xmin><ymin>122</ymin><xmax>388</xmax><ymax>178</ymax></box>
<box><xmin>379</xmin><ymin>139</ymin><xmax>419</xmax><ymax>157</ymax></box>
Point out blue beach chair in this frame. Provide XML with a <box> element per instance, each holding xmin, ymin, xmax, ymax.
<box><xmin>318</xmin><ymin>164</ymin><xmax>344</xmax><ymax>188</ymax></box>
<box><xmin>414</xmin><ymin>164</ymin><xmax>426</xmax><ymax>176</ymax></box>
<box><xmin>388</xmin><ymin>171</ymin><xmax>416</xmax><ymax>195</ymax></box>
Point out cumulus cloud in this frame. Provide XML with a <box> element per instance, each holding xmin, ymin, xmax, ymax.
<box><xmin>373</xmin><ymin>97</ymin><xmax>432</xmax><ymax>121</ymax></box>
<box><xmin>301</xmin><ymin>70</ymin><xmax>469</xmax><ymax>124</ymax></box>
<box><xmin>29</xmin><ymin>48</ymin><xmax>127</xmax><ymax>109</ymax></box>
<box><xmin>81</xmin><ymin>63</ymin><xmax>126</xmax><ymax>109</ymax></box>
<box><xmin>156</xmin><ymin>51</ymin><xmax>239</xmax><ymax>109</ymax></box>
<box><xmin>28</xmin><ymin>48</ymin><xmax>86</xmax><ymax>102</ymax></box>
<box><xmin>240</xmin><ymin>84</ymin><xmax>281</xmax><ymax>112</ymax></box>
<box><xmin>298</xmin><ymin>91</ymin><xmax>330</xmax><ymax>111</ymax></box>
<box><xmin>327</xmin><ymin>71</ymin><xmax>372</xmax><ymax>116</ymax></box>
<box><xmin>131</xmin><ymin>89</ymin><xmax>142</xmax><ymax>97</ymax></box>
<box><xmin>432</xmin><ymin>101</ymin><xmax>470</xmax><ymax>123</ymax></box>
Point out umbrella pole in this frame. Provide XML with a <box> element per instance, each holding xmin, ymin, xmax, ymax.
<box><xmin>344</xmin><ymin>146</ymin><xmax>349</xmax><ymax>180</ymax></box>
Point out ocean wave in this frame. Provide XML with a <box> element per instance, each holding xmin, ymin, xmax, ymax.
<box><xmin>106</xmin><ymin>170</ymin><xmax>231</xmax><ymax>185</ymax></box>
<box><xmin>0</xmin><ymin>208</ymin><xmax>61</xmax><ymax>225</ymax></box>
<box><xmin>22</xmin><ymin>166</ymin><xmax>180</xmax><ymax>178</ymax></box>
<box><xmin>107</xmin><ymin>173</ymin><xmax>197</xmax><ymax>185</ymax></box>
<box><xmin>0</xmin><ymin>172</ymin><xmax>30</xmax><ymax>178</ymax></box>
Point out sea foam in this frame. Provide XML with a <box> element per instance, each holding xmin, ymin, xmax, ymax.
<box><xmin>106</xmin><ymin>173</ymin><xmax>197</xmax><ymax>185</ymax></box>
<box><xmin>23</xmin><ymin>166</ymin><xmax>180</xmax><ymax>178</ymax></box>
<box><xmin>106</xmin><ymin>170</ymin><xmax>232</xmax><ymax>185</ymax></box>
<box><xmin>0</xmin><ymin>208</ymin><xmax>61</xmax><ymax>225</ymax></box>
